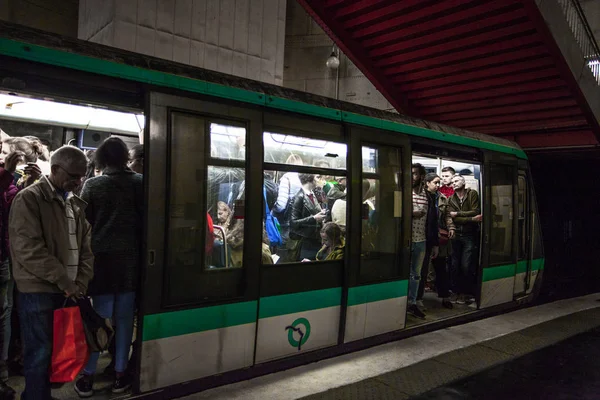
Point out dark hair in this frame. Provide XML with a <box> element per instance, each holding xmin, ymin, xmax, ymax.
<box><xmin>321</xmin><ymin>222</ymin><xmax>343</xmax><ymax>246</ymax></box>
<box><xmin>441</xmin><ymin>166</ymin><xmax>455</xmax><ymax>174</ymax></box>
<box><xmin>425</xmin><ymin>173</ymin><xmax>440</xmax><ymax>183</ymax></box>
<box><xmin>412</xmin><ymin>163</ymin><xmax>426</xmax><ymax>176</ymax></box>
<box><xmin>130</xmin><ymin>144</ymin><xmax>144</xmax><ymax>161</ymax></box>
<box><xmin>299</xmin><ymin>173</ymin><xmax>315</xmax><ymax>185</ymax></box>
<box><xmin>95</xmin><ymin>137</ymin><xmax>129</xmax><ymax>170</ymax></box>
<box><xmin>3</xmin><ymin>137</ymin><xmax>46</xmax><ymax>163</ymax></box>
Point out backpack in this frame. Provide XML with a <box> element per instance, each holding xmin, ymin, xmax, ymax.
<box><xmin>264</xmin><ymin>187</ymin><xmax>283</xmax><ymax>247</ymax></box>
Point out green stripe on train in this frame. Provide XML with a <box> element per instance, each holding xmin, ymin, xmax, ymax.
<box><xmin>484</xmin><ymin>258</ymin><xmax>545</xmax><ymax>281</ymax></box>
<box><xmin>142</xmin><ymin>301</ymin><xmax>257</xmax><ymax>342</ymax></box>
<box><xmin>258</xmin><ymin>287</ymin><xmax>342</xmax><ymax>319</ymax></box>
<box><xmin>0</xmin><ymin>38</ymin><xmax>527</xmax><ymax>160</ymax></box>
<box><xmin>347</xmin><ymin>280</ymin><xmax>408</xmax><ymax>307</ymax></box>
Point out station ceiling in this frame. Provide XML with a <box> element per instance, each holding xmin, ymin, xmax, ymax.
<box><xmin>297</xmin><ymin>0</ymin><xmax>600</xmax><ymax>150</ymax></box>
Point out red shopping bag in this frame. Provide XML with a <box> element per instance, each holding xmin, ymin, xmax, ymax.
<box><xmin>50</xmin><ymin>305</ymin><xmax>89</xmax><ymax>382</ymax></box>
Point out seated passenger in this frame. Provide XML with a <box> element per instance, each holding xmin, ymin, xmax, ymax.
<box><xmin>290</xmin><ymin>174</ymin><xmax>327</xmax><ymax>261</ymax></box>
<box><xmin>316</xmin><ymin>222</ymin><xmax>344</xmax><ymax>261</ymax></box>
<box><xmin>215</xmin><ymin>201</ymin><xmax>233</xmax><ymax>239</ymax></box>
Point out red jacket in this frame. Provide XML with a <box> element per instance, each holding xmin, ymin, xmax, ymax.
<box><xmin>0</xmin><ymin>168</ymin><xmax>18</xmax><ymax>261</ymax></box>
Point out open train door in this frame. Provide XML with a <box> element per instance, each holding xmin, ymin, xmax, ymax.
<box><xmin>479</xmin><ymin>152</ymin><xmax>518</xmax><ymax>308</ymax></box>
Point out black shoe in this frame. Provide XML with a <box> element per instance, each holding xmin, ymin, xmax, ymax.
<box><xmin>442</xmin><ymin>299</ymin><xmax>453</xmax><ymax>309</ymax></box>
<box><xmin>0</xmin><ymin>382</ymin><xmax>15</xmax><ymax>400</ymax></box>
<box><xmin>408</xmin><ymin>304</ymin><xmax>426</xmax><ymax>319</ymax></box>
<box><xmin>74</xmin><ymin>374</ymin><xmax>94</xmax><ymax>398</ymax></box>
<box><xmin>113</xmin><ymin>373</ymin><xmax>132</xmax><ymax>394</ymax></box>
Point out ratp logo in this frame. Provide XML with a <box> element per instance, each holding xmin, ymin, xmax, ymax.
<box><xmin>285</xmin><ymin>317</ymin><xmax>311</xmax><ymax>350</ymax></box>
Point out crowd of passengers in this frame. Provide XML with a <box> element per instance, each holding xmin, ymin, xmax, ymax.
<box><xmin>0</xmin><ymin>133</ymin><xmax>144</xmax><ymax>399</ymax></box>
<box><xmin>408</xmin><ymin>163</ymin><xmax>482</xmax><ymax>319</ymax></box>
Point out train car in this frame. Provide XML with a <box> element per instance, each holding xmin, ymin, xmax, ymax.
<box><xmin>0</xmin><ymin>22</ymin><xmax>544</xmax><ymax>398</ymax></box>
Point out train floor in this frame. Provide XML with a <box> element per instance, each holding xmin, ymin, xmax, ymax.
<box><xmin>187</xmin><ymin>293</ymin><xmax>600</xmax><ymax>400</ymax></box>
<box><xmin>405</xmin><ymin>291</ymin><xmax>475</xmax><ymax>328</ymax></box>
<box><xmin>412</xmin><ymin>326</ymin><xmax>600</xmax><ymax>400</ymax></box>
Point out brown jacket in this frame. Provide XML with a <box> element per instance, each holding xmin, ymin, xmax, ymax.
<box><xmin>8</xmin><ymin>176</ymin><xmax>94</xmax><ymax>294</ymax></box>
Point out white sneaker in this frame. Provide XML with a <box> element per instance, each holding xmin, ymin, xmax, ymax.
<box><xmin>416</xmin><ymin>300</ymin><xmax>427</xmax><ymax>310</ymax></box>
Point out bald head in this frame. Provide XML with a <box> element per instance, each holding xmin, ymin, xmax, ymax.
<box><xmin>49</xmin><ymin>146</ymin><xmax>87</xmax><ymax>193</ymax></box>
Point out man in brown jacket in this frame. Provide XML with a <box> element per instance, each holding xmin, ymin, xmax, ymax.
<box><xmin>8</xmin><ymin>146</ymin><xmax>93</xmax><ymax>400</ymax></box>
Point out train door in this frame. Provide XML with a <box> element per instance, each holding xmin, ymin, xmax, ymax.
<box><xmin>479</xmin><ymin>153</ymin><xmax>518</xmax><ymax>308</ymax></box>
<box><xmin>514</xmin><ymin>162</ymin><xmax>530</xmax><ymax>296</ymax></box>
<box><xmin>136</xmin><ymin>92</ymin><xmax>262</xmax><ymax>392</ymax></box>
<box><xmin>344</xmin><ymin>126</ymin><xmax>411</xmax><ymax>342</ymax></box>
<box><xmin>254</xmin><ymin>113</ymin><xmax>347</xmax><ymax>363</ymax></box>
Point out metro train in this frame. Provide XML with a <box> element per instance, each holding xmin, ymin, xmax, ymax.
<box><xmin>0</xmin><ymin>22</ymin><xmax>543</xmax><ymax>398</ymax></box>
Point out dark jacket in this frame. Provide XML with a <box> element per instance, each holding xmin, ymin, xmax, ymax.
<box><xmin>290</xmin><ymin>190</ymin><xmax>322</xmax><ymax>240</ymax></box>
<box><xmin>0</xmin><ymin>168</ymin><xmax>17</xmax><ymax>261</ymax></box>
<box><xmin>80</xmin><ymin>168</ymin><xmax>143</xmax><ymax>294</ymax></box>
<box><xmin>425</xmin><ymin>191</ymin><xmax>456</xmax><ymax>246</ymax></box>
<box><xmin>326</xmin><ymin>184</ymin><xmax>346</xmax><ymax>212</ymax></box>
<box><xmin>448</xmin><ymin>189</ymin><xmax>480</xmax><ymax>235</ymax></box>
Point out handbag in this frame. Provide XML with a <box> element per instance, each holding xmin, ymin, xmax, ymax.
<box><xmin>264</xmin><ymin>187</ymin><xmax>284</xmax><ymax>247</ymax></box>
<box><xmin>76</xmin><ymin>297</ymin><xmax>115</xmax><ymax>353</ymax></box>
<box><xmin>439</xmin><ymin>228</ymin><xmax>449</xmax><ymax>246</ymax></box>
<box><xmin>50</xmin><ymin>301</ymin><xmax>89</xmax><ymax>382</ymax></box>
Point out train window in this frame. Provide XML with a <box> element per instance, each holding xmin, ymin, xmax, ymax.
<box><xmin>518</xmin><ymin>175</ymin><xmax>527</xmax><ymax>260</ymax></box>
<box><xmin>263</xmin><ymin>132</ymin><xmax>347</xmax><ymax>169</ymax></box>
<box><xmin>361</xmin><ymin>145</ymin><xmax>402</xmax><ymax>277</ymax></box>
<box><xmin>210</xmin><ymin>123</ymin><xmax>246</xmax><ymax>161</ymax></box>
<box><xmin>489</xmin><ymin>164</ymin><xmax>514</xmax><ymax>265</ymax></box>
<box><xmin>166</xmin><ymin>113</ymin><xmax>247</xmax><ymax>304</ymax></box>
<box><xmin>263</xmin><ymin>133</ymin><xmax>347</xmax><ymax>264</ymax></box>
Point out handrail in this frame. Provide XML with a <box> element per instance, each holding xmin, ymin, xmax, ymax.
<box><xmin>556</xmin><ymin>0</ymin><xmax>600</xmax><ymax>85</ymax></box>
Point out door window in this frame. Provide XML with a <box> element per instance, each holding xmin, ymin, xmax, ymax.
<box><xmin>489</xmin><ymin>164</ymin><xmax>514</xmax><ymax>265</ymax></box>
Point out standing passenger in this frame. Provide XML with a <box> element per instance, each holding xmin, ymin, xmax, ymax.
<box><xmin>9</xmin><ymin>146</ymin><xmax>93</xmax><ymax>400</ymax></box>
<box><xmin>439</xmin><ymin>167</ymin><xmax>455</xmax><ymax>198</ymax></box>
<box><xmin>0</xmin><ymin>151</ymin><xmax>22</xmax><ymax>398</ymax></box>
<box><xmin>291</xmin><ymin>174</ymin><xmax>327</xmax><ymax>261</ymax></box>
<box><xmin>408</xmin><ymin>164</ymin><xmax>428</xmax><ymax>319</ymax></box>
<box><xmin>417</xmin><ymin>173</ymin><xmax>456</xmax><ymax>309</ymax></box>
<box><xmin>75</xmin><ymin>138</ymin><xmax>143</xmax><ymax>397</ymax></box>
<box><xmin>127</xmin><ymin>144</ymin><xmax>144</xmax><ymax>175</ymax></box>
<box><xmin>448</xmin><ymin>175</ymin><xmax>481</xmax><ymax>305</ymax></box>
<box><xmin>274</xmin><ymin>155</ymin><xmax>303</xmax><ymax>261</ymax></box>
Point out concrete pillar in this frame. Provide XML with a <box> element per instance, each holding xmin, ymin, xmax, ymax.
<box><xmin>78</xmin><ymin>0</ymin><xmax>287</xmax><ymax>85</ymax></box>
<box><xmin>283</xmin><ymin>0</ymin><xmax>395</xmax><ymax>111</ymax></box>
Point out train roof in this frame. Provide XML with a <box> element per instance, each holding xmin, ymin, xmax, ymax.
<box><xmin>0</xmin><ymin>21</ymin><xmax>526</xmax><ymax>159</ymax></box>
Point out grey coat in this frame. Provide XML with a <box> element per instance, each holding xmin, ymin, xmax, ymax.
<box><xmin>80</xmin><ymin>168</ymin><xmax>143</xmax><ymax>294</ymax></box>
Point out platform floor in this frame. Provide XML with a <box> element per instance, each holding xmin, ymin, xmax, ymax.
<box><xmin>186</xmin><ymin>293</ymin><xmax>600</xmax><ymax>400</ymax></box>
<box><xmin>413</xmin><ymin>326</ymin><xmax>600</xmax><ymax>400</ymax></box>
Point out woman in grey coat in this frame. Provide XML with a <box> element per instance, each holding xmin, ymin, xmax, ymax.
<box><xmin>75</xmin><ymin>137</ymin><xmax>143</xmax><ymax>397</ymax></box>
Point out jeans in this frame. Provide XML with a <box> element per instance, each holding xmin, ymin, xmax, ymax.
<box><xmin>0</xmin><ymin>260</ymin><xmax>13</xmax><ymax>381</ymax></box>
<box><xmin>84</xmin><ymin>292</ymin><xmax>136</xmax><ymax>375</ymax></box>
<box><xmin>18</xmin><ymin>292</ymin><xmax>65</xmax><ymax>400</ymax></box>
<box><xmin>408</xmin><ymin>241</ymin><xmax>427</xmax><ymax>305</ymax></box>
<box><xmin>451</xmin><ymin>234</ymin><xmax>478</xmax><ymax>296</ymax></box>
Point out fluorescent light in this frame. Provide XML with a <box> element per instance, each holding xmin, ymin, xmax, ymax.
<box><xmin>0</xmin><ymin>94</ymin><xmax>144</xmax><ymax>135</ymax></box>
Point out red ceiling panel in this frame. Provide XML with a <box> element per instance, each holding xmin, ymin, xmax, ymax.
<box><xmin>297</xmin><ymin>0</ymin><xmax>600</xmax><ymax>149</ymax></box>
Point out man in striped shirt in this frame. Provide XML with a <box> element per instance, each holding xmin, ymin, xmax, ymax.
<box><xmin>408</xmin><ymin>163</ymin><xmax>428</xmax><ymax>319</ymax></box>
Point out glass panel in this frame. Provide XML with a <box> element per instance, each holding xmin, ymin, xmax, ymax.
<box><xmin>207</xmin><ymin>166</ymin><xmax>246</xmax><ymax>269</ymax></box>
<box><xmin>210</xmin><ymin>122</ymin><xmax>246</xmax><ymax>161</ymax></box>
<box><xmin>490</xmin><ymin>164</ymin><xmax>514</xmax><ymax>265</ymax></box>
<box><xmin>361</xmin><ymin>145</ymin><xmax>402</xmax><ymax>276</ymax></box>
<box><xmin>263</xmin><ymin>132</ymin><xmax>347</xmax><ymax>169</ymax></box>
<box><xmin>362</xmin><ymin>146</ymin><xmax>378</xmax><ymax>173</ymax></box>
<box><xmin>265</xmin><ymin>169</ymin><xmax>346</xmax><ymax>264</ymax></box>
<box><xmin>518</xmin><ymin>176</ymin><xmax>527</xmax><ymax>260</ymax></box>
